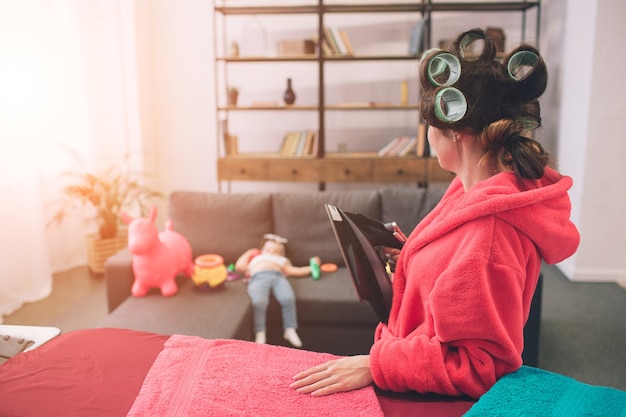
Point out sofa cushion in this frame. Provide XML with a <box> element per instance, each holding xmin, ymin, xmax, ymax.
<box><xmin>379</xmin><ymin>184</ymin><xmax>448</xmax><ymax>236</ymax></box>
<box><xmin>287</xmin><ymin>269</ymin><xmax>378</xmax><ymax>324</ymax></box>
<box><xmin>98</xmin><ymin>278</ymin><xmax>253</xmax><ymax>341</ymax></box>
<box><xmin>168</xmin><ymin>191</ymin><xmax>273</xmax><ymax>265</ymax></box>
<box><xmin>266</xmin><ymin>269</ymin><xmax>379</xmax><ymax>355</ymax></box>
<box><xmin>272</xmin><ymin>190</ymin><xmax>380</xmax><ymax>266</ymax></box>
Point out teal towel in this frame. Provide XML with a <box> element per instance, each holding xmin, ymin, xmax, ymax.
<box><xmin>464</xmin><ymin>366</ymin><xmax>626</xmax><ymax>417</ymax></box>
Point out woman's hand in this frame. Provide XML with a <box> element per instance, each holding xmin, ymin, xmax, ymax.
<box><xmin>382</xmin><ymin>247</ymin><xmax>401</xmax><ymax>264</ymax></box>
<box><xmin>290</xmin><ymin>355</ymin><xmax>373</xmax><ymax>396</ymax></box>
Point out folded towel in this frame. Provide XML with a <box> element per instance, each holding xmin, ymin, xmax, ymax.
<box><xmin>463</xmin><ymin>366</ymin><xmax>626</xmax><ymax>417</ymax></box>
<box><xmin>127</xmin><ymin>335</ymin><xmax>383</xmax><ymax>417</ymax></box>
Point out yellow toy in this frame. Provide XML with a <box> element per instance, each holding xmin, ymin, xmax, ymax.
<box><xmin>192</xmin><ymin>254</ymin><xmax>227</xmax><ymax>290</ymax></box>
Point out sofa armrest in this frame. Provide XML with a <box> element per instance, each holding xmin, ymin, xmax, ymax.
<box><xmin>104</xmin><ymin>249</ymin><xmax>134</xmax><ymax>313</ymax></box>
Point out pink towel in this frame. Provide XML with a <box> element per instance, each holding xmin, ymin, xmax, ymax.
<box><xmin>127</xmin><ymin>335</ymin><xmax>384</xmax><ymax>417</ymax></box>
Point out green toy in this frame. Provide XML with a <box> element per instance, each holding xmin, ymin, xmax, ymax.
<box><xmin>310</xmin><ymin>257</ymin><xmax>320</xmax><ymax>280</ymax></box>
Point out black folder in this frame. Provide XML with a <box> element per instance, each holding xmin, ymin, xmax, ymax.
<box><xmin>325</xmin><ymin>204</ymin><xmax>404</xmax><ymax>323</ymax></box>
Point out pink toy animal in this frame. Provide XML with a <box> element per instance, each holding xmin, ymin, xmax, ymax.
<box><xmin>120</xmin><ymin>206</ymin><xmax>194</xmax><ymax>297</ymax></box>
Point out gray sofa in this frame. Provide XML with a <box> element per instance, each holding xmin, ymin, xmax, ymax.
<box><xmin>99</xmin><ymin>185</ymin><xmax>542</xmax><ymax>363</ymax></box>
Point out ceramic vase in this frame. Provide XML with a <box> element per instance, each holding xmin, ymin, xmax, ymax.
<box><xmin>283</xmin><ymin>78</ymin><xmax>296</xmax><ymax>105</ymax></box>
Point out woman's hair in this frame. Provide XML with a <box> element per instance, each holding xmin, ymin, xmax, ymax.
<box><xmin>419</xmin><ymin>28</ymin><xmax>550</xmax><ymax>179</ymax></box>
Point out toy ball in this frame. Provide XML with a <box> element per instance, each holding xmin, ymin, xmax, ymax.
<box><xmin>192</xmin><ymin>254</ymin><xmax>227</xmax><ymax>290</ymax></box>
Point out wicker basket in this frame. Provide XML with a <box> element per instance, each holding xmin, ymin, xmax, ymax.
<box><xmin>86</xmin><ymin>231</ymin><xmax>128</xmax><ymax>274</ymax></box>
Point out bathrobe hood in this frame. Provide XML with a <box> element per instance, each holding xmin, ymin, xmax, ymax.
<box><xmin>418</xmin><ymin>167</ymin><xmax>579</xmax><ymax>265</ymax></box>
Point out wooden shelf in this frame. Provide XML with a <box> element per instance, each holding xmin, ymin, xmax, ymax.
<box><xmin>326</xmin><ymin>103</ymin><xmax>419</xmax><ymax>110</ymax></box>
<box><xmin>215</xmin><ymin>2</ymin><xmax>539</xmax><ymax>15</ymax></box>
<box><xmin>219</xmin><ymin>54</ymin><xmax>420</xmax><ymax>62</ymax></box>
<box><xmin>218</xmin><ymin>155</ymin><xmax>455</xmax><ymax>184</ymax></box>
<box><xmin>214</xmin><ymin>1</ymin><xmax>539</xmax><ymax>188</ymax></box>
<box><xmin>218</xmin><ymin>104</ymin><xmax>418</xmax><ymax>111</ymax></box>
<box><xmin>218</xmin><ymin>105</ymin><xmax>319</xmax><ymax>111</ymax></box>
<box><xmin>220</xmin><ymin>55</ymin><xmax>318</xmax><ymax>62</ymax></box>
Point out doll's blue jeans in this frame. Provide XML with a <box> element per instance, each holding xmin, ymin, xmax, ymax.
<box><xmin>247</xmin><ymin>270</ymin><xmax>298</xmax><ymax>333</ymax></box>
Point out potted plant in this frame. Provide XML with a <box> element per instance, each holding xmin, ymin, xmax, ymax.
<box><xmin>226</xmin><ymin>86</ymin><xmax>239</xmax><ymax>106</ymax></box>
<box><xmin>48</xmin><ymin>152</ymin><xmax>162</xmax><ymax>274</ymax></box>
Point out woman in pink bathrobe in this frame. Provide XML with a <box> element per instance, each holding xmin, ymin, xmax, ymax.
<box><xmin>291</xmin><ymin>28</ymin><xmax>580</xmax><ymax>399</ymax></box>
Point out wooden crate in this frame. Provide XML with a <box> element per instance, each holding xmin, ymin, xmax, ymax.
<box><xmin>277</xmin><ymin>39</ymin><xmax>315</xmax><ymax>56</ymax></box>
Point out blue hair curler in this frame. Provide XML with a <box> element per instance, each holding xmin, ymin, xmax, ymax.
<box><xmin>434</xmin><ymin>87</ymin><xmax>467</xmax><ymax>123</ymax></box>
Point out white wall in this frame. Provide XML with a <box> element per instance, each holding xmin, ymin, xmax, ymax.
<box><xmin>139</xmin><ymin>0</ymin><xmax>626</xmax><ymax>283</ymax></box>
<box><xmin>137</xmin><ymin>0</ymin><xmax>217</xmax><ymax>199</ymax></box>
<box><xmin>557</xmin><ymin>0</ymin><xmax>626</xmax><ymax>283</ymax></box>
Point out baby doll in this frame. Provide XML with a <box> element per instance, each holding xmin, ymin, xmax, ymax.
<box><xmin>235</xmin><ymin>234</ymin><xmax>320</xmax><ymax>348</ymax></box>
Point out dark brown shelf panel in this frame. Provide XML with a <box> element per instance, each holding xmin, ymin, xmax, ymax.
<box><xmin>429</xmin><ymin>2</ymin><xmax>539</xmax><ymax>12</ymax></box>
<box><xmin>220</xmin><ymin>55</ymin><xmax>318</xmax><ymax>62</ymax></box>
<box><xmin>218</xmin><ymin>105</ymin><xmax>319</xmax><ymax>111</ymax></box>
<box><xmin>323</xmin><ymin>4</ymin><xmax>426</xmax><ymax>13</ymax></box>
<box><xmin>325</xmin><ymin>104</ymin><xmax>419</xmax><ymax>110</ymax></box>
<box><xmin>325</xmin><ymin>2</ymin><xmax>537</xmax><ymax>13</ymax></box>
<box><xmin>218</xmin><ymin>104</ymin><xmax>419</xmax><ymax>111</ymax></box>
<box><xmin>215</xmin><ymin>2</ymin><xmax>539</xmax><ymax>16</ymax></box>
<box><xmin>215</xmin><ymin>5</ymin><xmax>319</xmax><ymax>15</ymax></box>
<box><xmin>215</xmin><ymin>4</ymin><xmax>426</xmax><ymax>15</ymax></box>
<box><xmin>219</xmin><ymin>54</ymin><xmax>420</xmax><ymax>62</ymax></box>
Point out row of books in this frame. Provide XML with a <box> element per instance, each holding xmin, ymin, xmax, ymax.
<box><xmin>321</xmin><ymin>26</ymin><xmax>354</xmax><ymax>56</ymax></box>
<box><xmin>377</xmin><ymin>136</ymin><xmax>418</xmax><ymax>157</ymax></box>
<box><xmin>279</xmin><ymin>130</ymin><xmax>318</xmax><ymax>156</ymax></box>
<box><xmin>377</xmin><ymin>124</ymin><xmax>428</xmax><ymax>157</ymax></box>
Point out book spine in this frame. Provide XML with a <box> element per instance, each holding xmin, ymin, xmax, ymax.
<box><xmin>323</xmin><ymin>26</ymin><xmax>340</xmax><ymax>55</ymax></box>
<box><xmin>329</xmin><ymin>27</ymin><xmax>347</xmax><ymax>55</ymax></box>
<box><xmin>397</xmin><ymin>137</ymin><xmax>417</xmax><ymax>156</ymax></box>
<box><xmin>280</xmin><ymin>131</ymin><xmax>298</xmax><ymax>155</ymax></box>
<box><xmin>295</xmin><ymin>131</ymin><xmax>308</xmax><ymax>156</ymax></box>
<box><xmin>339</xmin><ymin>30</ymin><xmax>354</xmax><ymax>55</ymax></box>
<box><xmin>378</xmin><ymin>137</ymin><xmax>400</xmax><ymax>157</ymax></box>
<box><xmin>304</xmin><ymin>130</ymin><xmax>315</xmax><ymax>155</ymax></box>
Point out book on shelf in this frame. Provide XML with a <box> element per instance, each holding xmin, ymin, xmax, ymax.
<box><xmin>279</xmin><ymin>130</ymin><xmax>317</xmax><ymax>156</ymax></box>
<box><xmin>329</xmin><ymin>27</ymin><xmax>346</xmax><ymax>55</ymax></box>
<box><xmin>320</xmin><ymin>38</ymin><xmax>334</xmax><ymax>56</ymax></box>
<box><xmin>322</xmin><ymin>26</ymin><xmax>340</xmax><ymax>55</ymax></box>
<box><xmin>322</xmin><ymin>26</ymin><xmax>354</xmax><ymax>56</ymax></box>
<box><xmin>339</xmin><ymin>30</ymin><xmax>355</xmax><ymax>55</ymax></box>
<box><xmin>408</xmin><ymin>19</ymin><xmax>427</xmax><ymax>56</ymax></box>
<box><xmin>377</xmin><ymin>136</ymin><xmax>417</xmax><ymax>157</ymax></box>
<box><xmin>279</xmin><ymin>131</ymin><xmax>298</xmax><ymax>156</ymax></box>
<box><xmin>415</xmin><ymin>123</ymin><xmax>427</xmax><ymax>157</ymax></box>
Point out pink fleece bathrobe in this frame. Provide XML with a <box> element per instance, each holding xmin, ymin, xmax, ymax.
<box><xmin>370</xmin><ymin>167</ymin><xmax>580</xmax><ymax>399</ymax></box>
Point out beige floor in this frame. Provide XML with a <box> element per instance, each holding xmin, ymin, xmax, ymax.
<box><xmin>2</xmin><ymin>266</ymin><xmax>108</xmax><ymax>333</ymax></box>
